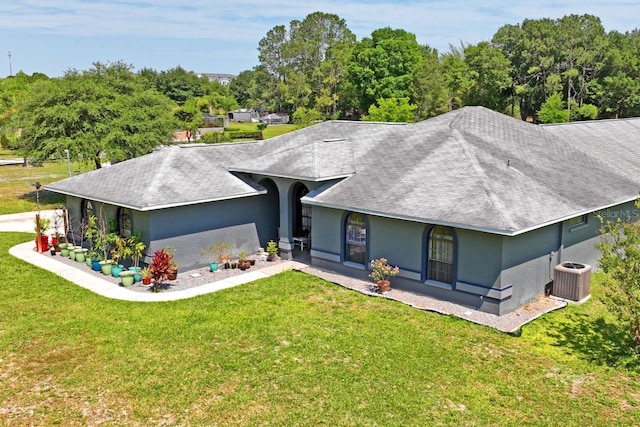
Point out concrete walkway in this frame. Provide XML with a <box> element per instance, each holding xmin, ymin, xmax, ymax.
<box><xmin>0</xmin><ymin>210</ymin><xmax>57</xmax><ymax>233</ymax></box>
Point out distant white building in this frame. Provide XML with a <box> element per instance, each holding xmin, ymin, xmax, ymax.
<box><xmin>227</xmin><ymin>108</ymin><xmax>260</xmax><ymax>123</ymax></box>
<box><xmin>197</xmin><ymin>73</ymin><xmax>236</xmax><ymax>86</ymax></box>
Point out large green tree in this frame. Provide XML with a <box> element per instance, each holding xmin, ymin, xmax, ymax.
<box><xmin>347</xmin><ymin>27</ymin><xmax>422</xmax><ymax>113</ymax></box>
<box><xmin>141</xmin><ymin>66</ymin><xmax>209</xmax><ymax>106</ymax></box>
<box><xmin>463</xmin><ymin>42</ymin><xmax>512</xmax><ymax>112</ymax></box>
<box><xmin>492</xmin><ymin>14</ymin><xmax>607</xmax><ymax>121</ymax></box>
<box><xmin>0</xmin><ymin>72</ymin><xmax>49</xmax><ymax>150</ymax></box>
<box><xmin>257</xmin><ymin>12</ymin><xmax>355</xmax><ymax>116</ymax></box>
<box><xmin>12</xmin><ymin>62</ymin><xmax>175</xmax><ymax>169</ymax></box>
<box><xmin>362</xmin><ymin>97</ymin><xmax>417</xmax><ymax>122</ymax></box>
<box><xmin>592</xmin><ymin>30</ymin><xmax>640</xmax><ymax>118</ymax></box>
<box><xmin>411</xmin><ymin>46</ymin><xmax>448</xmax><ymax>119</ymax></box>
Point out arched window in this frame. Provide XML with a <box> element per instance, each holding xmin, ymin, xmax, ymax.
<box><xmin>346</xmin><ymin>212</ymin><xmax>366</xmax><ymax>265</ymax></box>
<box><xmin>428</xmin><ymin>226</ymin><xmax>454</xmax><ymax>284</ymax></box>
<box><xmin>117</xmin><ymin>207</ymin><xmax>132</xmax><ymax>237</ymax></box>
<box><xmin>80</xmin><ymin>199</ymin><xmax>94</xmax><ymax>225</ymax></box>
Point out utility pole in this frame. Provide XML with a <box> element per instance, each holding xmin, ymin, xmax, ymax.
<box><xmin>7</xmin><ymin>51</ymin><xmax>12</xmax><ymax>76</ymax></box>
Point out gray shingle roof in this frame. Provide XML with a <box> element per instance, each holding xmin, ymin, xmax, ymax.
<box><xmin>305</xmin><ymin>108</ymin><xmax>640</xmax><ymax>234</ymax></box>
<box><xmin>46</xmin><ymin>107</ymin><xmax>640</xmax><ymax>234</ymax></box>
<box><xmin>46</xmin><ymin>143</ymin><xmax>266</xmax><ymax>210</ymax></box>
<box><xmin>229</xmin><ymin>137</ymin><xmax>356</xmax><ymax>180</ymax></box>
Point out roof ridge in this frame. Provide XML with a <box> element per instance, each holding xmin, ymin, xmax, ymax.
<box><xmin>448</xmin><ymin>111</ymin><xmax>514</xmax><ymax>231</ymax></box>
<box><xmin>140</xmin><ymin>148</ymin><xmax>178</xmax><ymax>207</ymax></box>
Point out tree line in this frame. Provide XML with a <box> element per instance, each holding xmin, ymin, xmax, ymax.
<box><xmin>229</xmin><ymin>12</ymin><xmax>640</xmax><ymax>123</ymax></box>
<box><xmin>1</xmin><ymin>12</ymin><xmax>639</xmax><ymax>168</ymax></box>
<box><xmin>0</xmin><ymin>63</ymin><xmax>237</xmax><ymax>167</ymax></box>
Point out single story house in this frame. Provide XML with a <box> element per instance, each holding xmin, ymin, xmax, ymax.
<box><xmin>46</xmin><ymin>107</ymin><xmax>640</xmax><ymax>315</ymax></box>
<box><xmin>227</xmin><ymin>108</ymin><xmax>260</xmax><ymax>123</ymax></box>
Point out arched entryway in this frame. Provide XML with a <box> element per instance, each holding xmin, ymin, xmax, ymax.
<box><xmin>291</xmin><ymin>182</ymin><xmax>310</xmax><ymax>236</ymax></box>
<box><xmin>291</xmin><ymin>182</ymin><xmax>311</xmax><ymax>255</ymax></box>
<box><xmin>258</xmin><ymin>178</ymin><xmax>280</xmax><ymax>246</ymax></box>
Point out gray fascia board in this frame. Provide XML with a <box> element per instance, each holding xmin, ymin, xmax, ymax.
<box><xmin>44</xmin><ymin>186</ymin><xmax>267</xmax><ymax>212</ymax></box>
<box><xmin>229</xmin><ymin>168</ymin><xmax>354</xmax><ymax>182</ymax></box>
<box><xmin>303</xmin><ymin>196</ymin><xmax>640</xmax><ymax>237</ymax></box>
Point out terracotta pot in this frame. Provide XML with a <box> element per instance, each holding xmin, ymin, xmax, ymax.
<box><xmin>167</xmin><ymin>269</ymin><xmax>178</xmax><ymax>280</ymax></box>
<box><xmin>142</xmin><ymin>276</ymin><xmax>152</xmax><ymax>285</ymax></box>
<box><xmin>377</xmin><ymin>280</ymin><xmax>391</xmax><ymax>293</ymax></box>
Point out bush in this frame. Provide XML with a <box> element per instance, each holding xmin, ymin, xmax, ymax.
<box><xmin>225</xmin><ymin>130</ymin><xmax>261</xmax><ymax>140</ymax></box>
<box><xmin>201</xmin><ymin>132</ymin><xmax>231</xmax><ymax>144</ymax></box>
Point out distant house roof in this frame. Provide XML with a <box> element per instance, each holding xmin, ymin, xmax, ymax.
<box><xmin>46</xmin><ymin>107</ymin><xmax>640</xmax><ymax>235</ymax></box>
<box><xmin>260</xmin><ymin>113</ymin><xmax>289</xmax><ymax>124</ymax></box>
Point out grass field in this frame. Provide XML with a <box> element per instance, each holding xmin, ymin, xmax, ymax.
<box><xmin>227</xmin><ymin>122</ymin><xmax>298</xmax><ymax>139</ymax></box>
<box><xmin>0</xmin><ymin>148</ymin><xmax>95</xmax><ymax>215</ymax></box>
<box><xmin>1</xmin><ymin>139</ymin><xmax>639</xmax><ymax>425</ymax></box>
<box><xmin>1</xmin><ymin>230</ymin><xmax>639</xmax><ymax>425</ymax></box>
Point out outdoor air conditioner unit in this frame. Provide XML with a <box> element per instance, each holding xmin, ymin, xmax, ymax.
<box><xmin>553</xmin><ymin>262</ymin><xmax>592</xmax><ymax>301</ymax></box>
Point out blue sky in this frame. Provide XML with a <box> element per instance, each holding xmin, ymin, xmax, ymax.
<box><xmin>1</xmin><ymin>0</ymin><xmax>639</xmax><ymax>78</ymax></box>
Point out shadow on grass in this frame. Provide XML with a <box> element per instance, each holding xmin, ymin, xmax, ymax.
<box><xmin>19</xmin><ymin>189</ymin><xmax>66</xmax><ymax>207</ymax></box>
<box><xmin>547</xmin><ymin>312</ymin><xmax>639</xmax><ymax>370</ymax></box>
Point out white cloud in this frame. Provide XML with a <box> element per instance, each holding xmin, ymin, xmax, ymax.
<box><xmin>1</xmin><ymin>0</ymin><xmax>639</xmax><ymax>76</ymax></box>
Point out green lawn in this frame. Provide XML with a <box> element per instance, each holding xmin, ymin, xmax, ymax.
<box><xmin>0</xmin><ymin>157</ymin><xmax>93</xmax><ymax>215</ymax></box>
<box><xmin>1</xmin><ymin>232</ymin><xmax>639</xmax><ymax>425</ymax></box>
<box><xmin>227</xmin><ymin>122</ymin><xmax>298</xmax><ymax>139</ymax></box>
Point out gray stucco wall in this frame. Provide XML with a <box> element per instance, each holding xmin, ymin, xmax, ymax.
<box><xmin>148</xmin><ymin>193</ymin><xmax>279</xmax><ymax>270</ymax></box>
<box><xmin>309</xmin><ymin>207</ymin><xmax>509</xmax><ymax>315</ymax></box>
<box><xmin>309</xmin><ymin>203</ymin><xmax>634</xmax><ymax>316</ymax></box>
<box><xmin>560</xmin><ymin>201</ymin><xmax>639</xmax><ymax>268</ymax></box>
<box><xmin>499</xmin><ymin>224</ymin><xmax>561</xmax><ymax>314</ymax></box>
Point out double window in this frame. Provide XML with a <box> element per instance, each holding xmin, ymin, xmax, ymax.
<box><xmin>346</xmin><ymin>213</ymin><xmax>367</xmax><ymax>265</ymax></box>
<box><xmin>428</xmin><ymin>226</ymin><xmax>454</xmax><ymax>284</ymax></box>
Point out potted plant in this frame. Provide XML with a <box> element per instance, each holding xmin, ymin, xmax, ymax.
<box><xmin>201</xmin><ymin>241</ymin><xmax>232</xmax><ymax>273</ymax></box>
<box><xmin>74</xmin><ymin>247</ymin><xmax>88</xmax><ymax>263</ymax></box>
<box><xmin>86</xmin><ymin>249</ymin><xmax>98</xmax><ymax>268</ymax></box>
<box><xmin>34</xmin><ymin>217</ymin><xmax>51</xmax><ymax>252</ymax></box>
<box><xmin>369</xmin><ymin>258</ymin><xmax>400</xmax><ymax>294</ymax></box>
<box><xmin>99</xmin><ymin>259</ymin><xmax>113</xmax><ymax>276</ymax></box>
<box><xmin>59</xmin><ymin>242</ymin><xmax>70</xmax><ymax>257</ymax></box>
<box><xmin>150</xmin><ymin>248</ymin><xmax>174</xmax><ymax>291</ymax></box>
<box><xmin>266</xmin><ymin>240</ymin><xmax>278</xmax><ymax>261</ymax></box>
<box><xmin>123</xmin><ymin>233</ymin><xmax>146</xmax><ymax>282</ymax></box>
<box><xmin>109</xmin><ymin>235</ymin><xmax>126</xmax><ymax>277</ymax></box>
<box><xmin>51</xmin><ymin>207</ymin><xmax>65</xmax><ymax>251</ymax></box>
<box><xmin>238</xmin><ymin>250</ymin><xmax>250</xmax><ymax>269</ymax></box>
<box><xmin>119</xmin><ymin>270</ymin><xmax>135</xmax><ymax>287</ymax></box>
<box><xmin>141</xmin><ymin>267</ymin><xmax>152</xmax><ymax>285</ymax></box>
